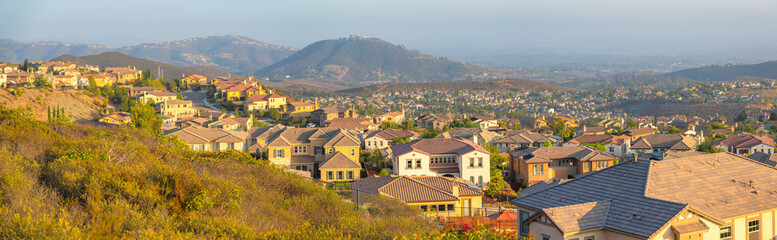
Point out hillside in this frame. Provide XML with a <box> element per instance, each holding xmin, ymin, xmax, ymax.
<box><xmin>259</xmin><ymin>36</ymin><xmax>507</xmax><ymax>86</ymax></box>
<box><xmin>0</xmin><ymin>88</ymin><xmax>102</xmax><ymax>121</ymax></box>
<box><xmin>0</xmin><ymin>107</ymin><xmax>435</xmax><ymax>238</ymax></box>
<box><xmin>338</xmin><ymin>78</ymin><xmax>580</xmax><ymax>96</ymax></box>
<box><xmin>52</xmin><ymin>52</ymin><xmax>224</xmax><ymax>79</ymax></box>
<box><xmin>119</xmin><ymin>35</ymin><xmax>296</xmax><ymax>74</ymax></box>
<box><xmin>1</xmin><ymin>35</ymin><xmax>296</xmax><ymax>74</ymax></box>
<box><xmin>663</xmin><ymin>60</ymin><xmax>777</xmax><ymax>82</ymax></box>
<box><xmin>557</xmin><ymin>71</ymin><xmax>699</xmax><ymax>90</ymax></box>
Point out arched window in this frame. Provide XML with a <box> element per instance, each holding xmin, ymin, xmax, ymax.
<box><xmin>470</xmin><ymin>176</ymin><xmax>475</xmax><ymax>183</ymax></box>
<box><xmin>478</xmin><ymin>176</ymin><xmax>483</xmax><ymax>186</ymax></box>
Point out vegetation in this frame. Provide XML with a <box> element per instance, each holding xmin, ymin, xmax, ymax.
<box><xmin>450</xmin><ymin>119</ymin><xmax>479</xmax><ymax>128</ymax></box>
<box><xmin>581</xmin><ymin>142</ymin><xmax>608</xmax><ymax>152</ymax></box>
<box><xmin>0</xmin><ymin>106</ymin><xmax>437</xmax><ymax>239</ymax></box>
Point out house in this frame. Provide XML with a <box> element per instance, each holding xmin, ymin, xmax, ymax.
<box><xmin>180</xmin><ymin>74</ymin><xmax>207</xmax><ymax>86</ymax></box>
<box><xmin>416</xmin><ymin>113</ymin><xmax>452</xmax><ymax>130</ymax></box>
<box><xmin>105</xmin><ymin>67</ymin><xmax>140</xmax><ymax>84</ymax></box>
<box><xmin>364</xmin><ymin>129</ymin><xmax>422</xmax><ymax>150</ymax></box>
<box><xmin>351</xmin><ymin>175</ymin><xmax>484</xmax><ymax>217</ymax></box>
<box><xmin>373</xmin><ymin>111</ymin><xmax>405</xmax><ymax>124</ymax></box>
<box><xmin>0</xmin><ymin>73</ymin><xmax>6</xmax><ymax>88</ymax></box>
<box><xmin>552</xmin><ymin>115</ymin><xmax>579</xmax><ymax>128</ymax></box>
<box><xmin>0</xmin><ymin>63</ymin><xmax>18</xmax><ymax>73</ymax></box>
<box><xmin>512</xmin><ymin>152</ymin><xmax>777</xmax><ymax>240</ymax></box>
<box><xmin>5</xmin><ymin>70</ymin><xmax>35</xmax><ymax>86</ymax></box>
<box><xmin>319</xmin><ymin>152</ymin><xmax>362</xmax><ymax>182</ymax></box>
<box><xmin>83</xmin><ymin>73</ymin><xmax>115</xmax><ymax>87</ymax></box>
<box><xmin>261</xmin><ymin>127</ymin><xmax>361</xmax><ymax>178</ymax></box>
<box><xmin>630</xmin><ymin>134</ymin><xmax>700</xmax><ymax>154</ymax></box>
<box><xmin>309</xmin><ymin>106</ymin><xmax>359</xmax><ymax>126</ymax></box>
<box><xmin>508</xmin><ymin>145</ymin><xmax>617</xmax><ymax>187</ymax></box>
<box><xmin>469</xmin><ymin>116</ymin><xmax>499</xmax><ymax>129</ymax></box>
<box><xmin>167</xmin><ymin>126</ymin><xmax>250</xmax><ymax>151</ymax></box>
<box><xmin>51</xmin><ymin>62</ymin><xmax>76</xmax><ymax>73</ymax></box>
<box><xmin>243</xmin><ymin>94</ymin><xmax>286</xmax><ymax>111</ymax></box>
<box><xmin>49</xmin><ymin>75</ymin><xmax>78</xmax><ymax>89</ymax></box>
<box><xmin>437</xmin><ymin>127</ymin><xmax>502</xmax><ymax>147</ymax></box>
<box><xmin>138</xmin><ymin>91</ymin><xmax>177</xmax><ymax>105</ymax></box>
<box><xmin>175</xmin><ymin>117</ymin><xmax>211</xmax><ymax>128</ymax></box>
<box><xmin>325</xmin><ymin>118</ymin><xmax>380</xmax><ymax>131</ymax></box>
<box><xmin>129</xmin><ymin>86</ymin><xmax>165</xmax><ymax>97</ymax></box>
<box><xmin>574</xmin><ymin>125</ymin><xmax>607</xmax><ymax>136</ymax></box>
<box><xmin>493</xmin><ymin>130</ymin><xmax>560</xmax><ymax>152</ymax></box>
<box><xmin>519</xmin><ymin>116</ymin><xmax>549</xmax><ymax>130</ymax></box>
<box><xmin>714</xmin><ymin>133</ymin><xmax>775</xmax><ymax>155</ymax></box>
<box><xmin>160</xmin><ymin>99</ymin><xmax>196</xmax><ymax>118</ymax></box>
<box><xmin>281</xmin><ymin>101</ymin><xmax>317</xmax><ymax>118</ymax></box>
<box><xmin>208</xmin><ymin>117</ymin><xmax>253</xmax><ymax>131</ymax></box>
<box><xmin>390</xmin><ymin>138</ymin><xmax>490</xmax><ymax>187</ymax></box>
<box><xmin>198</xmin><ymin>110</ymin><xmax>232</xmax><ymax>122</ymax></box>
<box><xmin>98</xmin><ymin>111</ymin><xmax>132</xmax><ymax>125</ymax></box>
<box><xmin>623</xmin><ymin>127</ymin><xmax>656</xmax><ymax>141</ymax></box>
<box><xmin>566</xmin><ymin>134</ymin><xmax>631</xmax><ymax>157</ymax></box>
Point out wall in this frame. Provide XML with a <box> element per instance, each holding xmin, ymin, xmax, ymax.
<box><xmin>393</xmin><ymin>152</ymin><xmax>433</xmax><ymax>176</ymax></box>
<box><xmin>459</xmin><ymin>151</ymin><xmax>490</xmax><ymax>187</ymax></box>
<box><xmin>320</xmin><ymin>168</ymin><xmax>360</xmax><ymax>182</ymax></box>
<box><xmin>364</xmin><ymin>136</ymin><xmax>389</xmax><ymax>150</ymax></box>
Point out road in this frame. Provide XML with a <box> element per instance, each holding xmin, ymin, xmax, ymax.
<box><xmin>180</xmin><ymin>91</ymin><xmax>218</xmax><ymax>111</ymax></box>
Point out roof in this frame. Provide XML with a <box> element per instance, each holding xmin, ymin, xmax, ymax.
<box><xmin>494</xmin><ymin>130</ymin><xmax>557</xmax><ymax>145</ymax></box>
<box><xmin>631</xmin><ymin>134</ymin><xmax>698</xmax><ymax>151</ymax></box>
<box><xmin>713</xmin><ymin>133</ymin><xmax>775</xmax><ymax>149</ymax></box>
<box><xmin>488</xmin><ymin>210</ymin><xmax>518</xmax><ymax>220</ymax></box>
<box><xmin>541</xmin><ymin>200</ymin><xmax>610</xmax><ymax>233</ymax></box>
<box><xmin>519</xmin><ymin>179</ymin><xmax>569</xmax><ymax>197</ymax></box>
<box><xmin>391</xmin><ymin>138</ymin><xmax>489</xmax><ymax>158</ymax></box>
<box><xmin>319</xmin><ymin>152</ymin><xmax>361</xmax><ymax>169</ymax></box>
<box><xmin>167</xmin><ymin>126</ymin><xmax>248</xmax><ymax>144</ymax></box>
<box><xmin>163</xmin><ymin>99</ymin><xmax>193</xmax><ymax>105</ymax></box>
<box><xmin>364</xmin><ymin>129</ymin><xmax>422</xmax><ymax>141</ymax></box>
<box><xmin>512</xmin><ymin>152</ymin><xmax>777</xmax><ymax>238</ymax></box>
<box><xmin>624</xmin><ymin>127</ymin><xmax>656</xmax><ymax>136</ymax></box>
<box><xmin>568</xmin><ymin>134</ymin><xmax>629</xmax><ymax>146</ymax></box>
<box><xmin>438</xmin><ymin>127</ymin><xmax>502</xmax><ymax>145</ymax></box>
<box><xmin>671</xmin><ymin>220</ymin><xmax>708</xmax><ymax>234</ymax></box>
<box><xmin>325</xmin><ymin>118</ymin><xmax>378</xmax><ymax>130</ymax></box>
<box><xmin>747</xmin><ymin>152</ymin><xmax>777</xmax><ymax>167</ymax></box>
<box><xmin>351</xmin><ymin>175</ymin><xmax>483</xmax><ymax>203</ymax></box>
<box><xmin>263</xmin><ymin>127</ymin><xmax>360</xmax><ymax>148</ymax></box>
<box><xmin>509</xmin><ymin>145</ymin><xmax>616</xmax><ymax>164</ymax></box>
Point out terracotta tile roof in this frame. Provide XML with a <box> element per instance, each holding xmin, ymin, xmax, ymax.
<box><xmin>263</xmin><ymin>127</ymin><xmax>359</xmax><ymax>148</ymax></box>
<box><xmin>391</xmin><ymin>138</ymin><xmax>489</xmax><ymax>158</ymax></box>
<box><xmin>325</xmin><ymin>118</ymin><xmax>378</xmax><ymax>130</ymax></box>
<box><xmin>624</xmin><ymin>127</ymin><xmax>656</xmax><ymax>136</ymax></box>
<box><xmin>488</xmin><ymin>210</ymin><xmax>517</xmax><ymax>220</ymax></box>
<box><xmin>569</xmin><ymin>134</ymin><xmax>629</xmax><ymax>145</ymax></box>
<box><xmin>167</xmin><ymin>126</ymin><xmax>248</xmax><ymax>144</ymax></box>
<box><xmin>320</xmin><ymin>152</ymin><xmax>361</xmax><ymax>169</ymax></box>
<box><xmin>509</xmin><ymin>145</ymin><xmax>616</xmax><ymax>164</ymax></box>
<box><xmin>631</xmin><ymin>134</ymin><xmax>698</xmax><ymax>150</ymax></box>
<box><xmin>163</xmin><ymin>99</ymin><xmax>193</xmax><ymax>105</ymax></box>
<box><xmin>714</xmin><ymin>133</ymin><xmax>775</xmax><ymax>149</ymax></box>
<box><xmin>438</xmin><ymin>127</ymin><xmax>502</xmax><ymax>145</ymax></box>
<box><xmin>365</xmin><ymin>129</ymin><xmax>422</xmax><ymax>141</ymax></box>
<box><xmin>671</xmin><ymin>220</ymin><xmax>708</xmax><ymax>234</ymax></box>
<box><xmin>351</xmin><ymin>175</ymin><xmax>483</xmax><ymax>203</ymax></box>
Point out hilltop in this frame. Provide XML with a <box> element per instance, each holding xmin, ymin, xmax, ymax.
<box><xmin>662</xmin><ymin>60</ymin><xmax>777</xmax><ymax>82</ymax></box>
<box><xmin>259</xmin><ymin>36</ymin><xmax>507</xmax><ymax>87</ymax></box>
<box><xmin>1</xmin><ymin>35</ymin><xmax>296</xmax><ymax>74</ymax></box>
<box><xmin>338</xmin><ymin>78</ymin><xmax>579</xmax><ymax>96</ymax></box>
<box><xmin>52</xmin><ymin>52</ymin><xmax>223</xmax><ymax>79</ymax></box>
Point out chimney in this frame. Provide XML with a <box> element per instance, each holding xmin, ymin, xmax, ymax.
<box><xmin>451</xmin><ymin>181</ymin><xmax>459</xmax><ymax>197</ymax></box>
<box><xmin>633</xmin><ymin>153</ymin><xmax>638</xmax><ymax>163</ymax></box>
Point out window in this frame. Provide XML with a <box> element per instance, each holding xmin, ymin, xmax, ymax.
<box><xmin>533</xmin><ymin>164</ymin><xmax>538</xmax><ymax>175</ymax></box>
<box><xmin>416</xmin><ymin>159</ymin><xmax>421</xmax><ymax>168</ymax></box>
<box><xmin>542</xmin><ymin>235</ymin><xmax>550</xmax><ymax>240</ymax></box>
<box><xmin>597</xmin><ymin>161</ymin><xmax>609</xmax><ymax>168</ymax></box>
<box><xmin>720</xmin><ymin>226</ymin><xmax>731</xmax><ymax>238</ymax></box>
<box><xmin>337</xmin><ymin>171</ymin><xmax>344</xmax><ymax>180</ymax></box>
<box><xmin>420</xmin><ymin>205</ymin><xmax>428</xmax><ymax>212</ymax></box>
<box><xmin>478</xmin><ymin>176</ymin><xmax>483</xmax><ymax>186</ymax></box>
<box><xmin>380</xmin><ymin>141</ymin><xmax>384</xmax><ymax>146</ymax></box>
<box><xmin>447</xmin><ymin>204</ymin><xmax>454</xmax><ymax>211</ymax></box>
<box><xmin>584</xmin><ymin>237</ymin><xmax>594</xmax><ymax>240</ymax></box>
<box><xmin>430</xmin><ymin>205</ymin><xmax>437</xmax><ymax>211</ymax></box>
<box><xmin>314</xmin><ymin>146</ymin><xmax>323</xmax><ymax>155</ymax></box>
<box><xmin>275</xmin><ymin>149</ymin><xmax>285</xmax><ymax>158</ymax></box>
<box><xmin>539</xmin><ymin>164</ymin><xmax>544</xmax><ymax>175</ymax></box>
<box><xmin>478</xmin><ymin>158</ymin><xmax>483</xmax><ymax>167</ymax></box>
<box><xmin>748</xmin><ymin>220</ymin><xmax>759</xmax><ymax>232</ymax></box>
<box><xmin>328</xmin><ymin>148</ymin><xmax>333</xmax><ymax>155</ymax></box>
<box><xmin>469</xmin><ymin>158</ymin><xmax>474</xmax><ymax>167</ymax></box>
<box><xmin>407</xmin><ymin>160</ymin><xmax>413</xmax><ymax>169</ymax></box>
<box><xmin>350</xmin><ymin>148</ymin><xmax>356</xmax><ymax>156</ymax></box>
<box><xmin>293</xmin><ymin>146</ymin><xmax>307</xmax><ymax>153</ymax></box>
<box><xmin>367</xmin><ymin>141</ymin><xmax>371</xmax><ymax>146</ymax></box>
<box><xmin>438</xmin><ymin>204</ymin><xmax>446</xmax><ymax>211</ymax></box>
<box><xmin>470</xmin><ymin>176</ymin><xmax>474</xmax><ymax>183</ymax></box>
<box><xmin>585</xmin><ymin>162</ymin><xmax>591</xmax><ymax>170</ymax></box>
<box><xmin>347</xmin><ymin>171</ymin><xmax>354</xmax><ymax>180</ymax></box>
<box><xmin>519</xmin><ymin>210</ymin><xmax>530</xmax><ymax>234</ymax></box>
<box><xmin>327</xmin><ymin>171</ymin><xmax>333</xmax><ymax>180</ymax></box>
<box><xmin>609</xmin><ymin>147</ymin><xmax>615</xmax><ymax>152</ymax></box>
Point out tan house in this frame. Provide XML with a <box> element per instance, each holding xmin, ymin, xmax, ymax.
<box><xmin>493</xmin><ymin>130</ymin><xmax>560</xmax><ymax>152</ymax></box>
<box><xmin>624</xmin><ymin>127</ymin><xmax>657</xmax><ymax>141</ymax></box>
<box><xmin>129</xmin><ymin>86</ymin><xmax>166</xmax><ymax>97</ymax></box>
<box><xmin>364</xmin><ymin>129</ymin><xmax>422</xmax><ymax>150</ymax></box>
<box><xmin>180</xmin><ymin>74</ymin><xmax>207</xmax><ymax>86</ymax></box>
<box><xmin>160</xmin><ymin>99</ymin><xmax>196</xmax><ymax>118</ymax></box>
<box><xmin>244</xmin><ymin>94</ymin><xmax>286</xmax><ymax>111</ymax></box>
<box><xmin>373</xmin><ymin>111</ymin><xmax>405</xmax><ymax>124</ymax></box>
<box><xmin>513</xmin><ymin>152</ymin><xmax>777</xmax><ymax>240</ymax></box>
<box><xmin>0</xmin><ymin>72</ymin><xmax>6</xmax><ymax>88</ymax></box>
<box><xmin>207</xmin><ymin>117</ymin><xmax>254</xmax><ymax>131</ymax></box>
<box><xmin>566</xmin><ymin>134</ymin><xmax>631</xmax><ymax>157</ymax></box>
<box><xmin>105</xmin><ymin>67</ymin><xmax>140</xmax><ymax>84</ymax></box>
<box><xmin>0</xmin><ymin>63</ymin><xmax>18</xmax><ymax>73</ymax></box>
<box><xmin>438</xmin><ymin>127</ymin><xmax>502</xmax><ymax>147</ymax></box>
<box><xmin>309</xmin><ymin>106</ymin><xmax>359</xmax><ymax>127</ymax></box>
<box><xmin>5</xmin><ymin>70</ymin><xmax>35</xmax><ymax>85</ymax></box>
<box><xmin>630</xmin><ymin>134</ymin><xmax>700</xmax><ymax>154</ymax></box>
<box><xmin>258</xmin><ymin>127</ymin><xmax>361</xmax><ymax>178</ymax></box>
<box><xmin>325</xmin><ymin>118</ymin><xmax>380</xmax><ymax>131</ymax></box>
<box><xmin>508</xmin><ymin>145</ymin><xmax>617</xmax><ymax>187</ymax></box>
<box><xmin>391</xmin><ymin>138</ymin><xmax>491</xmax><ymax>187</ymax></box>
<box><xmin>714</xmin><ymin>133</ymin><xmax>775</xmax><ymax>155</ymax></box>
<box><xmin>167</xmin><ymin>126</ymin><xmax>249</xmax><ymax>151</ymax></box>
<box><xmin>138</xmin><ymin>91</ymin><xmax>177</xmax><ymax>105</ymax></box>
<box><xmin>351</xmin><ymin>175</ymin><xmax>484</xmax><ymax>217</ymax></box>
<box><xmin>416</xmin><ymin>114</ymin><xmax>452</xmax><ymax>130</ymax></box>
<box><xmin>98</xmin><ymin>111</ymin><xmax>132</xmax><ymax>125</ymax></box>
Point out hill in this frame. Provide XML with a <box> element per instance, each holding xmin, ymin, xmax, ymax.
<box><xmin>259</xmin><ymin>36</ymin><xmax>508</xmax><ymax>87</ymax></box>
<box><xmin>52</xmin><ymin>52</ymin><xmax>223</xmax><ymax>79</ymax></box>
<box><xmin>0</xmin><ymin>88</ymin><xmax>103</xmax><ymax>121</ymax></box>
<box><xmin>557</xmin><ymin>71</ymin><xmax>699</xmax><ymax>90</ymax></box>
<box><xmin>0</xmin><ymin>106</ymin><xmax>435</xmax><ymax>238</ymax></box>
<box><xmin>337</xmin><ymin>78</ymin><xmax>580</xmax><ymax>96</ymax></box>
<box><xmin>662</xmin><ymin>60</ymin><xmax>777</xmax><ymax>82</ymax></box>
<box><xmin>0</xmin><ymin>35</ymin><xmax>296</xmax><ymax>74</ymax></box>
<box><xmin>118</xmin><ymin>35</ymin><xmax>296</xmax><ymax>74</ymax></box>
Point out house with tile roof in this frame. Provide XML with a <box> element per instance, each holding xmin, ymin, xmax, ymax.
<box><xmin>714</xmin><ymin>133</ymin><xmax>775</xmax><ymax>155</ymax></box>
<box><xmin>623</xmin><ymin>127</ymin><xmax>657</xmax><ymax>141</ymax></box>
<box><xmin>469</xmin><ymin>116</ymin><xmax>499</xmax><ymax>129</ymax></box>
<box><xmin>129</xmin><ymin>86</ymin><xmax>166</xmax><ymax>97</ymax></box>
<box><xmin>325</xmin><ymin>118</ymin><xmax>380</xmax><ymax>131</ymax></box>
<box><xmin>319</xmin><ymin>152</ymin><xmax>362</xmax><ymax>182</ymax></box>
<box><xmin>138</xmin><ymin>91</ymin><xmax>177</xmax><ymax>105</ymax></box>
<box><xmin>416</xmin><ymin>113</ymin><xmax>452</xmax><ymax>130</ymax></box>
<box><xmin>351</xmin><ymin>175</ymin><xmax>484</xmax><ymax>217</ymax></box>
<box><xmin>309</xmin><ymin>106</ymin><xmax>359</xmax><ymax>126</ymax></box>
<box><xmin>629</xmin><ymin>134</ymin><xmax>700</xmax><ymax>154</ymax></box>
<box><xmin>258</xmin><ymin>127</ymin><xmax>361</xmax><ymax>178</ymax></box>
<box><xmin>105</xmin><ymin>67</ymin><xmax>141</xmax><ymax>84</ymax></box>
<box><xmin>373</xmin><ymin>110</ymin><xmax>405</xmax><ymax>124</ymax></box>
<box><xmin>98</xmin><ymin>111</ymin><xmax>132</xmax><ymax>125</ymax></box>
<box><xmin>0</xmin><ymin>72</ymin><xmax>6</xmax><ymax>88</ymax></box>
<box><xmin>180</xmin><ymin>74</ymin><xmax>207</xmax><ymax>86</ymax></box>
<box><xmin>364</xmin><ymin>129</ymin><xmax>422</xmax><ymax>150</ymax></box>
<box><xmin>508</xmin><ymin>145</ymin><xmax>617</xmax><ymax>187</ymax></box>
<box><xmin>207</xmin><ymin>117</ymin><xmax>253</xmax><ymax>131</ymax></box>
<box><xmin>281</xmin><ymin>101</ymin><xmax>317</xmax><ymax>118</ymax></box>
<box><xmin>493</xmin><ymin>130</ymin><xmax>560</xmax><ymax>152</ymax></box>
<box><xmin>160</xmin><ymin>99</ymin><xmax>196</xmax><ymax>118</ymax></box>
<box><xmin>167</xmin><ymin>126</ymin><xmax>250</xmax><ymax>152</ymax></box>
<box><xmin>512</xmin><ymin>152</ymin><xmax>777</xmax><ymax>240</ymax></box>
<box><xmin>438</xmin><ymin>127</ymin><xmax>502</xmax><ymax>147</ymax></box>
<box><xmin>390</xmin><ymin>138</ymin><xmax>491</xmax><ymax>187</ymax></box>
<box><xmin>566</xmin><ymin>134</ymin><xmax>631</xmax><ymax>157</ymax></box>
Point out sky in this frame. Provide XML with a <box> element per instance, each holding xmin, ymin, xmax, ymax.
<box><xmin>4</xmin><ymin>0</ymin><xmax>777</xmax><ymax>58</ymax></box>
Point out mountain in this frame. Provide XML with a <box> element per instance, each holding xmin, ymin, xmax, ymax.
<box><xmin>338</xmin><ymin>78</ymin><xmax>579</xmax><ymax>96</ymax></box>
<box><xmin>259</xmin><ymin>36</ymin><xmax>507</xmax><ymax>87</ymax></box>
<box><xmin>52</xmin><ymin>52</ymin><xmax>225</xmax><ymax>79</ymax></box>
<box><xmin>662</xmin><ymin>60</ymin><xmax>777</xmax><ymax>82</ymax></box>
<box><xmin>0</xmin><ymin>35</ymin><xmax>296</xmax><ymax>74</ymax></box>
<box><xmin>0</xmin><ymin>39</ymin><xmax>116</xmax><ymax>63</ymax></box>
<box><xmin>118</xmin><ymin>35</ymin><xmax>296</xmax><ymax>74</ymax></box>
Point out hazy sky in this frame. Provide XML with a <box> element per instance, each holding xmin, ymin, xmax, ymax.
<box><xmin>4</xmin><ymin>0</ymin><xmax>777</xmax><ymax>57</ymax></box>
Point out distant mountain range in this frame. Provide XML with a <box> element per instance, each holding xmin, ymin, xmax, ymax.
<box><xmin>662</xmin><ymin>60</ymin><xmax>777</xmax><ymax>82</ymax></box>
<box><xmin>0</xmin><ymin>35</ymin><xmax>295</xmax><ymax>75</ymax></box>
<box><xmin>259</xmin><ymin>36</ymin><xmax>509</xmax><ymax>86</ymax></box>
<box><xmin>337</xmin><ymin>78</ymin><xmax>579</xmax><ymax>96</ymax></box>
<box><xmin>52</xmin><ymin>52</ymin><xmax>227</xmax><ymax>79</ymax></box>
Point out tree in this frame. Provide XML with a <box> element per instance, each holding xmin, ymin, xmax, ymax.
<box><xmin>543</xmin><ymin>140</ymin><xmax>552</xmax><ymax>147</ymax></box>
<box><xmin>267</xmin><ymin>108</ymin><xmax>281</xmax><ymax>121</ymax></box>
<box><xmin>511</xmin><ymin>122</ymin><xmax>522</xmax><ymax>130</ymax></box>
<box><xmin>770</xmin><ymin>124</ymin><xmax>777</xmax><ymax>134</ymax></box>
<box><xmin>735</xmin><ymin>110</ymin><xmax>748</xmax><ymax>122</ymax></box>
<box><xmin>581</xmin><ymin>142</ymin><xmax>607</xmax><ymax>152</ymax></box>
<box><xmin>176</xmin><ymin>93</ymin><xmax>184</xmax><ymax>100</ymax></box>
<box><xmin>626</xmin><ymin>120</ymin><xmax>638</xmax><ymax>128</ymax></box>
<box><xmin>131</xmin><ymin>103</ymin><xmax>162</xmax><ymax>135</ymax></box>
<box><xmin>770</xmin><ymin>112</ymin><xmax>777</xmax><ymax>121</ymax></box>
<box><xmin>378</xmin><ymin>169</ymin><xmax>389</xmax><ymax>176</ymax></box>
<box><xmin>22</xmin><ymin>58</ymin><xmax>29</xmax><ymax>71</ymax></box>
<box><xmin>667</xmin><ymin>126</ymin><xmax>682</xmax><ymax>134</ymax></box>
